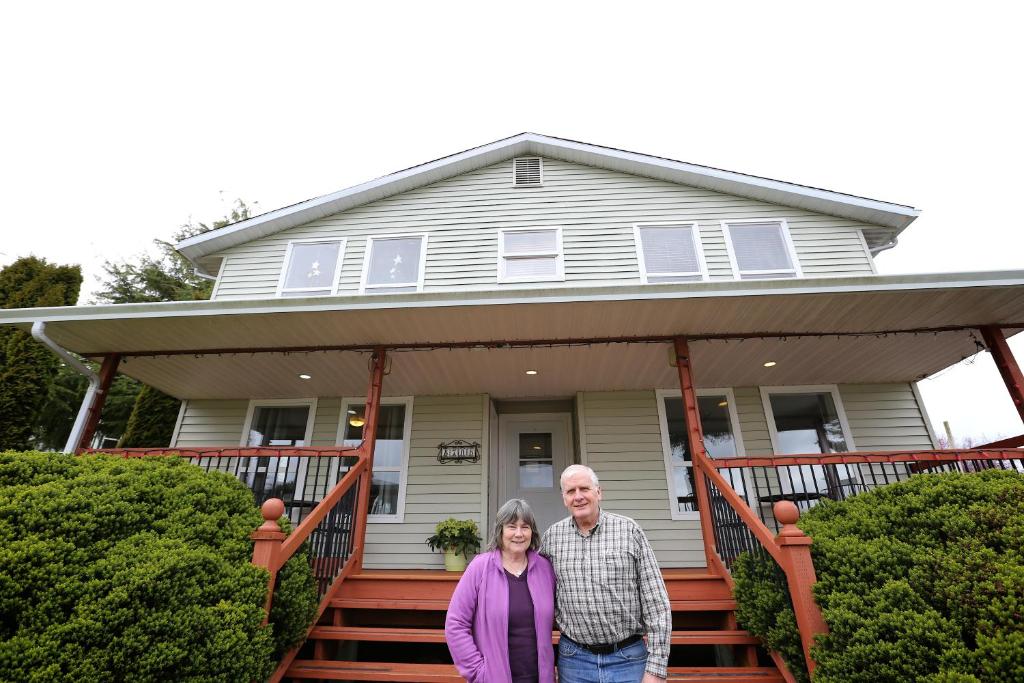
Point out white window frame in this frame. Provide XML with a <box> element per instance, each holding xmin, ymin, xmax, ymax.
<box><xmin>633</xmin><ymin>222</ymin><xmax>709</xmax><ymax>284</ymax></box>
<box><xmin>511</xmin><ymin>156</ymin><xmax>543</xmax><ymax>187</ymax></box>
<box><xmin>759</xmin><ymin>385</ymin><xmax>861</xmax><ymax>496</ymax></box>
<box><xmin>239</xmin><ymin>398</ymin><xmax>319</xmax><ymax>501</ymax></box>
<box><xmin>335</xmin><ymin>396</ymin><xmax>414</xmax><ymax>523</ymax></box>
<box><xmin>656</xmin><ymin>388</ymin><xmax>746</xmax><ymax>521</ymax></box>
<box><xmin>359</xmin><ymin>233</ymin><xmax>429</xmax><ymax>294</ymax></box>
<box><xmin>721</xmin><ymin>218</ymin><xmax>803</xmax><ymax>280</ymax></box>
<box><xmin>276</xmin><ymin>238</ymin><xmax>346</xmax><ymax>297</ymax></box>
<box><xmin>497</xmin><ymin>227</ymin><xmax>565</xmax><ymax>284</ymax></box>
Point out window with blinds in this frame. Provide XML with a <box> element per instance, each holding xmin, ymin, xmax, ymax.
<box><xmin>634</xmin><ymin>223</ymin><xmax>707</xmax><ymax>283</ymax></box>
<box><xmin>722</xmin><ymin>220</ymin><xmax>801</xmax><ymax>279</ymax></box>
<box><xmin>498</xmin><ymin>228</ymin><xmax>564</xmax><ymax>282</ymax></box>
<box><xmin>512</xmin><ymin>157</ymin><xmax>543</xmax><ymax>186</ymax></box>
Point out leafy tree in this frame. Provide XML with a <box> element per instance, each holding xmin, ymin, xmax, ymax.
<box><xmin>0</xmin><ymin>257</ymin><xmax>82</xmax><ymax>450</ymax></box>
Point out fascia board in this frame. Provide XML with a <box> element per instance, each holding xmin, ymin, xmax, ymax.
<box><xmin>3</xmin><ymin>270</ymin><xmax>1023</xmax><ymax>326</ymax></box>
<box><xmin>176</xmin><ymin>133</ymin><xmax>919</xmax><ymax>268</ymax></box>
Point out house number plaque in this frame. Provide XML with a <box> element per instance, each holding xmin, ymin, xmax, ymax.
<box><xmin>437</xmin><ymin>440</ymin><xmax>481</xmax><ymax>464</ymax></box>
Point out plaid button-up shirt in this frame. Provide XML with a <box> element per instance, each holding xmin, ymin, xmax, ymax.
<box><xmin>542</xmin><ymin>510</ymin><xmax>671</xmax><ymax>679</ymax></box>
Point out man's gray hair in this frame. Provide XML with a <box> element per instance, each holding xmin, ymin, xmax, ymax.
<box><xmin>559</xmin><ymin>464</ymin><xmax>600</xmax><ymax>490</ymax></box>
<box><xmin>486</xmin><ymin>498</ymin><xmax>542</xmax><ymax>552</ymax></box>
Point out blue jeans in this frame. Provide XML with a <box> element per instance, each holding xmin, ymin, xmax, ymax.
<box><xmin>557</xmin><ymin>636</ymin><xmax>648</xmax><ymax>683</ymax></box>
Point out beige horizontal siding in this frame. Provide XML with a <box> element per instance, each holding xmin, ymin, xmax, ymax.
<box><xmin>172</xmin><ymin>399</ymin><xmax>247</xmax><ymax>446</ymax></box>
<box><xmin>211</xmin><ymin>158</ymin><xmax>878</xmax><ymax>299</ymax></box>
<box><xmin>839</xmin><ymin>383</ymin><xmax>936</xmax><ymax>451</ymax></box>
<box><xmin>581</xmin><ymin>390</ymin><xmax>707</xmax><ymax>568</ymax></box>
<box><xmin>363</xmin><ymin>394</ymin><xmax>484</xmax><ymax>569</ymax></box>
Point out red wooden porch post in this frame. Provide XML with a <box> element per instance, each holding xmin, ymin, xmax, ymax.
<box><xmin>251</xmin><ymin>498</ymin><xmax>287</xmax><ymax>623</ymax></box>
<box><xmin>76</xmin><ymin>353</ymin><xmax>121</xmax><ymax>451</ymax></box>
<box><xmin>352</xmin><ymin>348</ymin><xmax>388</xmax><ymax>571</ymax></box>
<box><xmin>979</xmin><ymin>326</ymin><xmax>1024</xmax><ymax>424</ymax></box>
<box><xmin>773</xmin><ymin>501</ymin><xmax>828</xmax><ymax>676</ymax></box>
<box><xmin>672</xmin><ymin>338</ymin><xmax>719</xmax><ymax>570</ymax></box>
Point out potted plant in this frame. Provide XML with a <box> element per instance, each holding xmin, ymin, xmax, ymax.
<box><xmin>426</xmin><ymin>518</ymin><xmax>482</xmax><ymax>571</ymax></box>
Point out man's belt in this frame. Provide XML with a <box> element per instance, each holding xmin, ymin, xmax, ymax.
<box><xmin>562</xmin><ymin>633</ymin><xmax>643</xmax><ymax>656</ymax></box>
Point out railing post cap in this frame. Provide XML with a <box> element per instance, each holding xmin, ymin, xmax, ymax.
<box><xmin>774</xmin><ymin>500</ymin><xmax>801</xmax><ymax>525</ymax></box>
<box><xmin>261</xmin><ymin>498</ymin><xmax>285</xmax><ymax>524</ymax></box>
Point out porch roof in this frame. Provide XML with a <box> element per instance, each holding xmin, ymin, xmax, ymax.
<box><xmin>2</xmin><ymin>271</ymin><xmax>1023</xmax><ymax>399</ymax></box>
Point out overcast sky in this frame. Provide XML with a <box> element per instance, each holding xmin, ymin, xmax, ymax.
<box><xmin>1</xmin><ymin>2</ymin><xmax>1021</xmax><ymax>442</ymax></box>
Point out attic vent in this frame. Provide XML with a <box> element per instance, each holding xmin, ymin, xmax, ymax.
<box><xmin>512</xmin><ymin>157</ymin><xmax>542</xmax><ymax>186</ymax></box>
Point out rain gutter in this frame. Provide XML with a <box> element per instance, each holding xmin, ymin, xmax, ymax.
<box><xmin>31</xmin><ymin>321</ymin><xmax>99</xmax><ymax>453</ymax></box>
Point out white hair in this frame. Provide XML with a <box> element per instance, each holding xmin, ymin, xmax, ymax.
<box><xmin>560</xmin><ymin>464</ymin><xmax>600</xmax><ymax>490</ymax></box>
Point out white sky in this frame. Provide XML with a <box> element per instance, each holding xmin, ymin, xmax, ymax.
<box><xmin>1</xmin><ymin>2</ymin><xmax>1022</xmax><ymax>443</ymax></box>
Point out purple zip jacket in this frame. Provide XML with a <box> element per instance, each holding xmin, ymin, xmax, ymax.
<box><xmin>444</xmin><ymin>549</ymin><xmax>556</xmax><ymax>683</ymax></box>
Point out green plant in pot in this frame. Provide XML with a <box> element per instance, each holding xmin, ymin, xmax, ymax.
<box><xmin>426</xmin><ymin>518</ymin><xmax>482</xmax><ymax>571</ymax></box>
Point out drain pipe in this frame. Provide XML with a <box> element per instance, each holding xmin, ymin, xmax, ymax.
<box><xmin>31</xmin><ymin>321</ymin><xmax>99</xmax><ymax>453</ymax></box>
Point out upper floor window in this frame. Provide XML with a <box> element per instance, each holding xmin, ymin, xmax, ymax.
<box><xmin>498</xmin><ymin>228</ymin><xmax>565</xmax><ymax>283</ymax></box>
<box><xmin>361</xmin><ymin>234</ymin><xmax>428</xmax><ymax>294</ymax></box>
<box><xmin>277</xmin><ymin>239</ymin><xmax>345</xmax><ymax>296</ymax></box>
<box><xmin>634</xmin><ymin>223</ymin><xmax>708</xmax><ymax>283</ymax></box>
<box><xmin>722</xmin><ymin>220</ymin><xmax>801</xmax><ymax>279</ymax></box>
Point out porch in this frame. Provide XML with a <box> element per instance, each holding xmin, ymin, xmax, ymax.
<box><xmin>10</xmin><ymin>271</ymin><xmax>1024</xmax><ymax>679</ymax></box>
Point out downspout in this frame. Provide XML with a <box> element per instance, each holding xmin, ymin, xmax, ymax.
<box><xmin>31</xmin><ymin>321</ymin><xmax>99</xmax><ymax>453</ymax></box>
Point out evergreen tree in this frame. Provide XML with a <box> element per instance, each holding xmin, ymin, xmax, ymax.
<box><xmin>119</xmin><ymin>384</ymin><xmax>182</xmax><ymax>447</ymax></box>
<box><xmin>0</xmin><ymin>257</ymin><xmax>82</xmax><ymax>450</ymax></box>
<box><xmin>88</xmin><ymin>199</ymin><xmax>256</xmax><ymax>447</ymax></box>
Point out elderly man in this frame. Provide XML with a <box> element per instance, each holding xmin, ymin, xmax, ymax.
<box><xmin>541</xmin><ymin>464</ymin><xmax>671</xmax><ymax>683</ymax></box>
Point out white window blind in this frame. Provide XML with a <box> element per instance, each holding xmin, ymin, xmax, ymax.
<box><xmin>635</xmin><ymin>224</ymin><xmax>705</xmax><ymax>283</ymax></box>
<box><xmin>498</xmin><ymin>228</ymin><xmax>564</xmax><ymax>282</ymax></box>
<box><xmin>364</xmin><ymin>236</ymin><xmax>425</xmax><ymax>292</ymax></box>
<box><xmin>512</xmin><ymin>157</ymin><xmax>542</xmax><ymax>186</ymax></box>
<box><xmin>724</xmin><ymin>221</ymin><xmax>799</xmax><ymax>279</ymax></box>
<box><xmin>279</xmin><ymin>240</ymin><xmax>344</xmax><ymax>296</ymax></box>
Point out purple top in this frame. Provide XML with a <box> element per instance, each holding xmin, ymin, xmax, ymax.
<box><xmin>445</xmin><ymin>549</ymin><xmax>556</xmax><ymax>683</ymax></box>
<box><xmin>506</xmin><ymin>570</ymin><xmax>538</xmax><ymax>683</ymax></box>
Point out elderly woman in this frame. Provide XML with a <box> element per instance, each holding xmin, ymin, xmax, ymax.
<box><xmin>444</xmin><ymin>499</ymin><xmax>556</xmax><ymax>683</ymax></box>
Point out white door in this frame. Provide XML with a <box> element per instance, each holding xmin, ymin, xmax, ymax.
<box><xmin>498</xmin><ymin>413</ymin><xmax>573</xmax><ymax>533</ymax></box>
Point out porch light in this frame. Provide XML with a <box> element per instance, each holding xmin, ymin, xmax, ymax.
<box><xmin>298</xmin><ymin>373</ymin><xmax>312</xmax><ymax>380</ymax></box>
<box><xmin>525</xmin><ymin>370</ymin><xmax>538</xmax><ymax>375</ymax></box>
<box><xmin>763</xmin><ymin>361</ymin><xmax>777</xmax><ymax>368</ymax></box>
<box><xmin>349</xmin><ymin>415</ymin><xmax>366</xmax><ymax>428</ymax></box>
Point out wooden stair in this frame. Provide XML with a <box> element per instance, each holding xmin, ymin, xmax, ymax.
<box><xmin>282</xmin><ymin>569</ymin><xmax>787</xmax><ymax>682</ymax></box>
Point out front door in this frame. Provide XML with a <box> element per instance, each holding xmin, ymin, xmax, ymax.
<box><xmin>498</xmin><ymin>413</ymin><xmax>573</xmax><ymax>533</ymax></box>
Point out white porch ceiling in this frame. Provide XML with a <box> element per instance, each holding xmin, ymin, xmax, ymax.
<box><xmin>3</xmin><ymin>272</ymin><xmax>1021</xmax><ymax>400</ymax></box>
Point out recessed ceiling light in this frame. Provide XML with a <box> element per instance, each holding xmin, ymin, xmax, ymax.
<box><xmin>763</xmin><ymin>361</ymin><xmax>777</xmax><ymax>368</ymax></box>
<box><xmin>298</xmin><ymin>373</ymin><xmax>312</xmax><ymax>380</ymax></box>
<box><xmin>525</xmin><ymin>370</ymin><xmax>538</xmax><ymax>375</ymax></box>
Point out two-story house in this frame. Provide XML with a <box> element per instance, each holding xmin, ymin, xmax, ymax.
<box><xmin>5</xmin><ymin>133</ymin><xmax>1023</xmax><ymax>682</ymax></box>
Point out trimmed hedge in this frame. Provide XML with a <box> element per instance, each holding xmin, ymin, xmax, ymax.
<box><xmin>734</xmin><ymin>470</ymin><xmax>1024</xmax><ymax>682</ymax></box>
<box><xmin>0</xmin><ymin>452</ymin><xmax>318</xmax><ymax>682</ymax></box>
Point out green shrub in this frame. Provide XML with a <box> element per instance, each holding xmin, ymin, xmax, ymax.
<box><xmin>0</xmin><ymin>451</ymin><xmax>318</xmax><ymax>682</ymax></box>
<box><xmin>733</xmin><ymin>470</ymin><xmax>1024</xmax><ymax>682</ymax></box>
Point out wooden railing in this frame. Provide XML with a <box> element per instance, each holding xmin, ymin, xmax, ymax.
<box><xmin>694</xmin><ymin>447</ymin><xmax>1024</xmax><ymax>676</ymax></box>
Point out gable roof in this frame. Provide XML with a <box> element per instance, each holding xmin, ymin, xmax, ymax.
<box><xmin>176</xmin><ymin>132</ymin><xmax>920</xmax><ymax>276</ymax></box>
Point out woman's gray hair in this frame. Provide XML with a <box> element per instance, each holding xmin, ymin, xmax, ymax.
<box><xmin>486</xmin><ymin>498</ymin><xmax>542</xmax><ymax>552</ymax></box>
